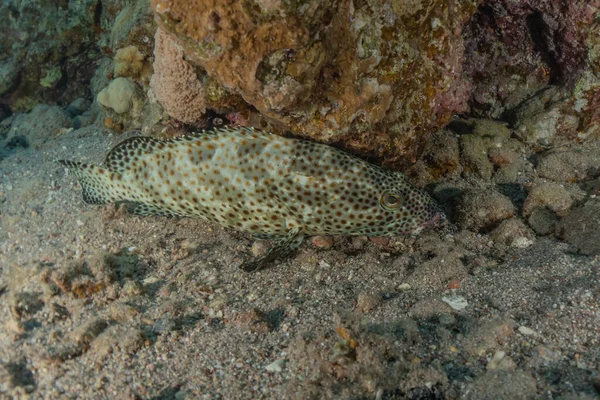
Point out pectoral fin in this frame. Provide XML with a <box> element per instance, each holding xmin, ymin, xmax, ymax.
<box><xmin>241</xmin><ymin>227</ymin><xmax>304</xmax><ymax>272</ymax></box>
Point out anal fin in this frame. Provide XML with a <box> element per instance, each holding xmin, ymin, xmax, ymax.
<box><xmin>121</xmin><ymin>201</ymin><xmax>182</xmax><ymax>218</ymax></box>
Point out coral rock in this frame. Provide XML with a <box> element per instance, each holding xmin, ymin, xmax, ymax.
<box><xmin>114</xmin><ymin>46</ymin><xmax>147</xmax><ymax>79</ymax></box>
<box><xmin>97</xmin><ymin>78</ymin><xmax>139</xmax><ymax>114</ymax></box>
<box><xmin>150</xmin><ymin>28</ymin><xmax>207</xmax><ymax>124</ymax></box>
<box><xmin>151</xmin><ymin>0</ymin><xmax>478</xmax><ymax>163</ymax></box>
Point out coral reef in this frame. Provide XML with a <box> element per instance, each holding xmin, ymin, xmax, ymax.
<box><xmin>0</xmin><ymin>0</ymin><xmax>102</xmax><ymax>112</ymax></box>
<box><xmin>151</xmin><ymin>0</ymin><xmax>478</xmax><ymax>164</ymax></box>
<box><xmin>462</xmin><ymin>0</ymin><xmax>600</xmax><ymax>143</ymax></box>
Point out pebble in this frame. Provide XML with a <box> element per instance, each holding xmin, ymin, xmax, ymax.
<box><xmin>456</xmin><ymin>189</ymin><xmax>515</xmax><ymax>231</ymax></box>
<box><xmin>234</xmin><ymin>308</ymin><xmax>272</xmax><ymax>333</ymax></box>
<box><xmin>152</xmin><ymin>316</ymin><xmax>177</xmax><ymax>333</ymax></box>
<box><xmin>489</xmin><ymin>219</ymin><xmax>534</xmax><ymax>247</ymax></box>
<box><xmin>109</xmin><ymin>302</ymin><xmax>139</xmax><ymax>323</ymax></box>
<box><xmin>265</xmin><ymin>358</ymin><xmax>285</xmax><ymax>372</ymax></box>
<box><xmin>251</xmin><ymin>240</ymin><xmax>271</xmax><ymax>257</ymax></box>
<box><xmin>69</xmin><ymin>318</ymin><xmax>108</xmax><ymax>345</ymax></box>
<box><xmin>464</xmin><ymin>319</ymin><xmax>514</xmax><ymax>357</ymax></box>
<box><xmin>311</xmin><ymin>236</ymin><xmax>334</xmax><ymax>249</ymax></box>
<box><xmin>511</xmin><ymin>237</ymin><xmax>534</xmax><ymax>248</ymax></box>
<box><xmin>441</xmin><ymin>295</ymin><xmax>468</xmax><ymax>311</ymax></box>
<box><xmin>356</xmin><ymin>293</ymin><xmax>381</xmax><ymax>313</ymax></box>
<box><xmin>369</xmin><ymin>237</ymin><xmax>390</xmax><ymax>247</ymax></box>
<box><xmin>557</xmin><ymin>202</ymin><xmax>600</xmax><ymax>255</ymax></box>
<box><xmin>486</xmin><ymin>351</ymin><xmax>517</xmax><ymax>371</ymax></box>
<box><xmin>486</xmin><ymin>350</ymin><xmax>506</xmax><ymax>370</ymax></box>
<box><xmin>518</xmin><ymin>326</ymin><xmax>536</xmax><ymax>336</ymax></box>
<box><xmin>522</xmin><ymin>182</ymin><xmax>573</xmax><ymax>217</ymax></box>
<box><xmin>527</xmin><ymin>207</ymin><xmax>558</xmax><ymax>236</ymax></box>
<box><xmin>537</xmin><ymin>149</ymin><xmax>600</xmax><ymax>182</ymax></box>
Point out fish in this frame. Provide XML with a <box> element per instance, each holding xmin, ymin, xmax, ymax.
<box><xmin>59</xmin><ymin>126</ymin><xmax>444</xmax><ymax>271</ymax></box>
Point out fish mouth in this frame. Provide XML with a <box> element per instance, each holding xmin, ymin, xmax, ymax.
<box><xmin>423</xmin><ymin>212</ymin><xmax>445</xmax><ymax>228</ymax></box>
<box><xmin>406</xmin><ymin>212</ymin><xmax>445</xmax><ymax>235</ymax></box>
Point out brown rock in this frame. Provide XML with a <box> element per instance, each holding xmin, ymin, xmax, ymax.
<box><xmin>557</xmin><ymin>201</ymin><xmax>600</xmax><ymax>255</ymax></box>
<box><xmin>234</xmin><ymin>308</ymin><xmax>272</xmax><ymax>334</ymax></box>
<box><xmin>356</xmin><ymin>293</ymin><xmax>380</xmax><ymax>313</ymax></box>
<box><xmin>311</xmin><ymin>236</ymin><xmax>334</xmax><ymax>249</ymax></box>
<box><xmin>523</xmin><ymin>182</ymin><xmax>574</xmax><ymax>217</ymax></box>
<box><xmin>152</xmin><ymin>0</ymin><xmax>478</xmax><ymax>163</ymax></box>
<box><xmin>456</xmin><ymin>189</ymin><xmax>516</xmax><ymax>232</ymax></box>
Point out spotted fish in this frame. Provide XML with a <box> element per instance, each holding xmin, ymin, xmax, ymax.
<box><xmin>59</xmin><ymin>127</ymin><xmax>444</xmax><ymax>271</ymax></box>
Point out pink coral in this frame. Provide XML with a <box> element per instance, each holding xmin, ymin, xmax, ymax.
<box><xmin>150</xmin><ymin>28</ymin><xmax>206</xmax><ymax>124</ymax></box>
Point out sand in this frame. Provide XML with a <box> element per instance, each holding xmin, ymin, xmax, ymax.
<box><xmin>0</xmin><ymin>121</ymin><xmax>598</xmax><ymax>399</ymax></box>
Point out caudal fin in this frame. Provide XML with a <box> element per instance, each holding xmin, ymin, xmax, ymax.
<box><xmin>58</xmin><ymin>160</ymin><xmax>122</xmax><ymax>205</ymax></box>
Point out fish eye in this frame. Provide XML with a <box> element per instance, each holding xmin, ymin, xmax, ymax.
<box><xmin>379</xmin><ymin>191</ymin><xmax>403</xmax><ymax>210</ymax></box>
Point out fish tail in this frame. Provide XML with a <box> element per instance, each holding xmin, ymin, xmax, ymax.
<box><xmin>58</xmin><ymin>160</ymin><xmax>123</xmax><ymax>205</ymax></box>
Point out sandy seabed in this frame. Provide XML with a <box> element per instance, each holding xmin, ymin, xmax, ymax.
<box><xmin>0</xmin><ymin>124</ymin><xmax>599</xmax><ymax>399</ymax></box>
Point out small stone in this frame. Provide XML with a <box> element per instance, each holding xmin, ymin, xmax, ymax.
<box><xmin>350</xmin><ymin>236</ymin><xmax>368</xmax><ymax>250</ymax></box>
<box><xmin>537</xmin><ymin>149</ymin><xmax>600</xmax><ymax>182</ymax></box>
<box><xmin>234</xmin><ymin>308</ymin><xmax>272</xmax><ymax>333</ymax></box>
<box><xmin>311</xmin><ymin>236</ymin><xmax>334</xmax><ymax>249</ymax></box>
<box><xmin>369</xmin><ymin>237</ymin><xmax>390</xmax><ymax>246</ymax></box>
<box><xmin>456</xmin><ymin>189</ymin><xmax>515</xmax><ymax>231</ymax></box>
<box><xmin>397</xmin><ymin>283</ymin><xmax>411</xmax><ymax>291</ymax></box>
<box><xmin>487</xmin><ymin>350</ymin><xmax>506</xmax><ymax>370</ymax></box>
<box><xmin>527</xmin><ymin>208</ymin><xmax>559</xmax><ymax>236</ymax></box>
<box><xmin>464</xmin><ymin>318</ymin><xmax>514</xmax><ymax>357</ymax></box>
<box><xmin>518</xmin><ymin>326</ymin><xmax>536</xmax><ymax>336</ymax></box>
<box><xmin>65</xmin><ymin>97</ymin><xmax>91</xmax><ymax>117</ymax></box>
<box><xmin>447</xmin><ymin>279</ymin><xmax>460</xmax><ymax>289</ymax></box>
<box><xmin>69</xmin><ymin>318</ymin><xmax>108</xmax><ymax>345</ymax></box>
<box><xmin>498</xmin><ymin>356</ymin><xmax>517</xmax><ymax>371</ymax></box>
<box><xmin>557</xmin><ymin>202</ymin><xmax>600</xmax><ymax>255</ymax></box>
<box><xmin>356</xmin><ymin>293</ymin><xmax>381</xmax><ymax>313</ymax></box>
<box><xmin>251</xmin><ymin>240</ymin><xmax>271</xmax><ymax>257</ymax></box>
<box><xmin>441</xmin><ymin>295</ymin><xmax>468</xmax><ymax>311</ymax></box>
<box><xmin>404</xmin><ymin>251</ymin><xmax>468</xmax><ymax>290</ymax></box>
<box><xmin>109</xmin><ymin>302</ymin><xmax>139</xmax><ymax>323</ymax></box>
<box><xmin>523</xmin><ymin>182</ymin><xmax>574</xmax><ymax>217</ymax></box>
<box><xmin>489</xmin><ymin>219</ymin><xmax>534</xmax><ymax>247</ymax></box>
<box><xmin>152</xmin><ymin>316</ymin><xmax>177</xmax><ymax>333</ymax></box>
<box><xmin>512</xmin><ymin>237</ymin><xmax>534</xmax><ymax>248</ymax></box>
<box><xmin>121</xmin><ymin>279</ymin><xmax>144</xmax><ymax>296</ymax></box>
<box><xmin>265</xmin><ymin>358</ymin><xmax>285</xmax><ymax>372</ymax></box>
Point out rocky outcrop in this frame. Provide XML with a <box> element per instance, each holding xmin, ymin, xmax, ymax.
<box><xmin>151</xmin><ymin>0</ymin><xmax>479</xmax><ymax>164</ymax></box>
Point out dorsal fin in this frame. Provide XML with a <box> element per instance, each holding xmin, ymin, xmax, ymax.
<box><xmin>105</xmin><ymin>136</ymin><xmax>161</xmax><ymax>174</ymax></box>
<box><xmin>170</xmin><ymin>126</ymin><xmax>262</xmax><ymax>143</ymax></box>
<box><xmin>214</xmin><ymin>126</ymin><xmax>259</xmax><ymax>136</ymax></box>
<box><xmin>171</xmin><ymin>130</ymin><xmax>213</xmax><ymax>143</ymax></box>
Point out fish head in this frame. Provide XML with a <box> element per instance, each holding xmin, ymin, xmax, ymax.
<box><xmin>376</xmin><ymin>176</ymin><xmax>445</xmax><ymax>235</ymax></box>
